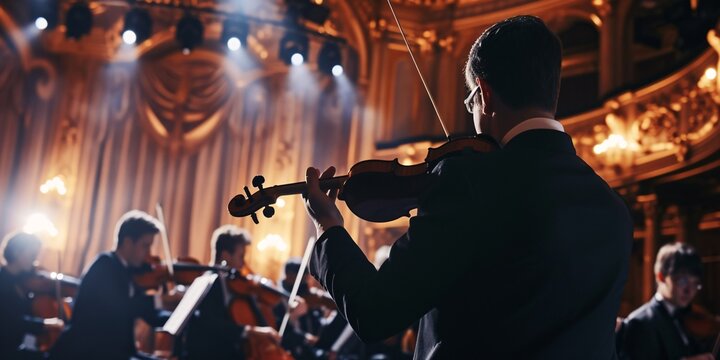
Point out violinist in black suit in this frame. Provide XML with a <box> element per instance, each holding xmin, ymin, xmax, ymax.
<box><xmin>183</xmin><ymin>225</ymin><xmax>281</xmax><ymax>360</ymax></box>
<box><xmin>0</xmin><ymin>232</ymin><xmax>64</xmax><ymax>360</ymax></box>
<box><xmin>50</xmin><ymin>210</ymin><xmax>170</xmax><ymax>360</ymax></box>
<box><xmin>618</xmin><ymin>243</ymin><xmax>715</xmax><ymax>360</ymax></box>
<box><xmin>303</xmin><ymin>15</ymin><xmax>633</xmax><ymax>359</ymax></box>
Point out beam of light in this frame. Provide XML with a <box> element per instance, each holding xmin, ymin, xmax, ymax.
<box><xmin>334</xmin><ymin>70</ymin><xmax>356</xmax><ymax>101</ymax></box>
<box><xmin>23</xmin><ymin>213</ymin><xmax>59</xmax><ymax>237</ymax></box>
<box><xmin>35</xmin><ymin>17</ymin><xmax>49</xmax><ymax>30</ymax></box>
<box><xmin>331</xmin><ymin>65</ymin><xmax>343</xmax><ymax>77</ymax></box>
<box><xmin>227</xmin><ymin>36</ymin><xmax>242</xmax><ymax>51</ymax></box>
<box><xmin>291</xmin><ymin>53</ymin><xmax>304</xmax><ymax>66</ymax></box>
<box><xmin>287</xmin><ymin>59</ymin><xmax>319</xmax><ymax>96</ymax></box>
<box><xmin>122</xmin><ymin>30</ymin><xmax>137</xmax><ymax>45</ymax></box>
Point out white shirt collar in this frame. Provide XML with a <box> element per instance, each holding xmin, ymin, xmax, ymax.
<box><xmin>654</xmin><ymin>292</ymin><xmax>678</xmax><ymax>314</ymax></box>
<box><xmin>501</xmin><ymin>117</ymin><xmax>565</xmax><ymax>146</ymax></box>
<box><xmin>114</xmin><ymin>252</ymin><xmax>129</xmax><ymax>268</ymax></box>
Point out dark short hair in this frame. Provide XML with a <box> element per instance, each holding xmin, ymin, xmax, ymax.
<box><xmin>284</xmin><ymin>257</ymin><xmax>302</xmax><ymax>276</ymax></box>
<box><xmin>2</xmin><ymin>232</ymin><xmax>42</xmax><ymax>264</ymax></box>
<box><xmin>654</xmin><ymin>243</ymin><xmax>703</xmax><ymax>279</ymax></box>
<box><xmin>465</xmin><ymin>15</ymin><xmax>562</xmax><ymax>112</ymax></box>
<box><xmin>211</xmin><ymin>225</ymin><xmax>251</xmax><ymax>264</ymax></box>
<box><xmin>114</xmin><ymin>210</ymin><xmax>160</xmax><ymax>248</ymax></box>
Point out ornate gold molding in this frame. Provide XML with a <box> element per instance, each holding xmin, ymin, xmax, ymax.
<box><xmin>563</xmin><ymin>31</ymin><xmax>720</xmax><ymax>186</ymax></box>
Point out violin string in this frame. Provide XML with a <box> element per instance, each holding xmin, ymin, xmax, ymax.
<box><xmin>385</xmin><ymin>0</ymin><xmax>449</xmax><ymax>139</ymax></box>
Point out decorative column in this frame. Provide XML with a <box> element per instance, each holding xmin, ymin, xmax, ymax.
<box><xmin>638</xmin><ymin>193</ymin><xmax>661</xmax><ymax>300</ymax></box>
<box><xmin>595</xmin><ymin>0</ymin><xmax>633</xmax><ymax>97</ymax></box>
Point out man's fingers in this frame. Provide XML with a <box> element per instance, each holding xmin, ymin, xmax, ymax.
<box><xmin>320</xmin><ymin>166</ymin><xmax>337</xmax><ymax>198</ymax></box>
<box><xmin>320</xmin><ymin>166</ymin><xmax>336</xmax><ymax>180</ymax></box>
<box><xmin>305</xmin><ymin>167</ymin><xmax>321</xmax><ymax>198</ymax></box>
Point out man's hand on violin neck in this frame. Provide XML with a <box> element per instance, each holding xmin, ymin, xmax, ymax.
<box><xmin>304</xmin><ymin>166</ymin><xmax>344</xmax><ymax>237</ymax></box>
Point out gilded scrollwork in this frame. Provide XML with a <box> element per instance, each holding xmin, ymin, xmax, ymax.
<box><xmin>561</xmin><ymin>29</ymin><xmax>720</xmax><ymax>183</ymax></box>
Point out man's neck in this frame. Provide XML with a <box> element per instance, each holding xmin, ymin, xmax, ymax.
<box><xmin>490</xmin><ymin>108</ymin><xmax>555</xmax><ymax>141</ymax></box>
<box><xmin>3</xmin><ymin>263</ymin><xmax>23</xmax><ymax>275</ymax></box>
<box><xmin>655</xmin><ymin>292</ymin><xmax>680</xmax><ymax>311</ymax></box>
<box><xmin>114</xmin><ymin>250</ymin><xmax>130</xmax><ymax>268</ymax></box>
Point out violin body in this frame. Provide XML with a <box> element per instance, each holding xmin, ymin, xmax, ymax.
<box><xmin>225</xmin><ymin>272</ymin><xmax>294</xmax><ymax>360</ymax></box>
<box><xmin>302</xmin><ymin>286</ymin><xmax>335</xmax><ymax>310</ymax></box>
<box><xmin>681</xmin><ymin>304</ymin><xmax>720</xmax><ymax>356</ymax></box>
<box><xmin>245</xmin><ymin>331</ymin><xmax>294</xmax><ymax>360</ymax></box>
<box><xmin>229</xmin><ymin>134</ymin><xmax>499</xmax><ymax>223</ymax></box>
<box><xmin>19</xmin><ymin>268</ymin><xmax>80</xmax><ymax>352</ymax></box>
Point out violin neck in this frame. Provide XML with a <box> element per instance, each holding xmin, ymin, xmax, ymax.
<box><xmin>271</xmin><ymin>175</ymin><xmax>348</xmax><ymax>197</ymax></box>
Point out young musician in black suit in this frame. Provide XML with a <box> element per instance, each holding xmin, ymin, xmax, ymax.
<box><xmin>618</xmin><ymin>243</ymin><xmax>714</xmax><ymax>360</ymax></box>
<box><xmin>50</xmin><ymin>210</ymin><xmax>170</xmax><ymax>360</ymax></box>
<box><xmin>183</xmin><ymin>225</ymin><xmax>281</xmax><ymax>360</ymax></box>
<box><xmin>303</xmin><ymin>15</ymin><xmax>633</xmax><ymax>359</ymax></box>
<box><xmin>0</xmin><ymin>232</ymin><xmax>64</xmax><ymax>360</ymax></box>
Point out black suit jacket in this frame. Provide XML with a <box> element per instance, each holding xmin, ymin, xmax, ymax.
<box><xmin>50</xmin><ymin>252</ymin><xmax>166</xmax><ymax>360</ymax></box>
<box><xmin>184</xmin><ymin>277</ymin><xmax>246</xmax><ymax>360</ymax></box>
<box><xmin>618</xmin><ymin>297</ymin><xmax>703</xmax><ymax>359</ymax></box>
<box><xmin>0</xmin><ymin>268</ymin><xmax>45</xmax><ymax>359</ymax></box>
<box><xmin>309</xmin><ymin>130</ymin><xmax>633</xmax><ymax>359</ymax></box>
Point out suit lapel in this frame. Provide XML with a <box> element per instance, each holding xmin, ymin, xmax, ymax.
<box><xmin>651</xmin><ymin>298</ymin><xmax>687</xmax><ymax>359</ymax></box>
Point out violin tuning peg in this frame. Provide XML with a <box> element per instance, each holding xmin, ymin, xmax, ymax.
<box><xmin>243</xmin><ymin>186</ymin><xmax>253</xmax><ymax>200</ymax></box>
<box><xmin>252</xmin><ymin>175</ymin><xmax>265</xmax><ymax>189</ymax></box>
<box><xmin>250</xmin><ymin>213</ymin><xmax>259</xmax><ymax>224</ymax></box>
<box><xmin>262</xmin><ymin>206</ymin><xmax>275</xmax><ymax>219</ymax></box>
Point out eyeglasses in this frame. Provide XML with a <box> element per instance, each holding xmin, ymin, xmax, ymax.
<box><xmin>463</xmin><ymin>85</ymin><xmax>480</xmax><ymax>114</ymax></box>
<box><xmin>672</xmin><ymin>274</ymin><xmax>703</xmax><ymax>291</ymax></box>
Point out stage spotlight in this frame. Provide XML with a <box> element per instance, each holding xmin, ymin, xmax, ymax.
<box><xmin>122</xmin><ymin>8</ymin><xmax>152</xmax><ymax>45</ymax></box>
<box><xmin>285</xmin><ymin>0</ymin><xmax>330</xmax><ymax>25</ymax></box>
<box><xmin>291</xmin><ymin>53</ymin><xmax>304</xmax><ymax>65</ymax></box>
<box><xmin>332</xmin><ymin>65</ymin><xmax>343</xmax><ymax>77</ymax></box>
<box><xmin>65</xmin><ymin>2</ymin><xmax>92</xmax><ymax>39</ymax></box>
<box><xmin>318</xmin><ymin>41</ymin><xmax>342</xmax><ymax>76</ymax></box>
<box><xmin>222</xmin><ymin>18</ymin><xmax>249</xmax><ymax>52</ymax></box>
<box><xmin>31</xmin><ymin>0</ymin><xmax>58</xmax><ymax>31</ymax></box>
<box><xmin>35</xmin><ymin>17</ymin><xmax>49</xmax><ymax>30</ymax></box>
<box><xmin>279</xmin><ymin>31</ymin><xmax>308</xmax><ymax>65</ymax></box>
<box><xmin>175</xmin><ymin>13</ymin><xmax>204</xmax><ymax>53</ymax></box>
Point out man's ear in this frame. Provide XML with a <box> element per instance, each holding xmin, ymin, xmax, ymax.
<box><xmin>657</xmin><ymin>272</ymin><xmax>665</xmax><ymax>283</ymax></box>
<box><xmin>477</xmin><ymin>78</ymin><xmax>493</xmax><ymax>115</ymax></box>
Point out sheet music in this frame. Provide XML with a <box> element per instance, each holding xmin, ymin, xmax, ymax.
<box><xmin>162</xmin><ymin>273</ymin><xmax>218</xmax><ymax>336</ymax></box>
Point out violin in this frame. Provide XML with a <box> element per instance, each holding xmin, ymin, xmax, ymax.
<box><xmin>227</xmin><ymin>0</ymin><xmax>499</xmax><ymax>225</ymax></box>
<box><xmin>19</xmin><ymin>267</ymin><xmax>79</xmax><ymax>352</ymax></box>
<box><xmin>681</xmin><ymin>304</ymin><xmax>720</xmax><ymax>356</ymax></box>
<box><xmin>302</xmin><ymin>286</ymin><xmax>335</xmax><ymax>311</ymax></box>
<box><xmin>133</xmin><ymin>255</ymin><xmax>236</xmax><ymax>289</ymax></box>
<box><xmin>228</xmin><ymin>135</ymin><xmax>498</xmax><ymax>224</ymax></box>
<box><xmin>225</xmin><ymin>268</ymin><xmax>294</xmax><ymax>360</ymax></box>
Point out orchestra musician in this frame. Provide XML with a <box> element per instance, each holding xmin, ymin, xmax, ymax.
<box><xmin>49</xmin><ymin>210</ymin><xmax>171</xmax><ymax>360</ymax></box>
<box><xmin>183</xmin><ymin>224</ymin><xmax>286</xmax><ymax>359</ymax></box>
<box><xmin>618</xmin><ymin>243</ymin><xmax>715</xmax><ymax>360</ymax></box>
<box><xmin>274</xmin><ymin>258</ymin><xmax>355</xmax><ymax>360</ymax></box>
<box><xmin>302</xmin><ymin>15</ymin><xmax>633</xmax><ymax>358</ymax></box>
<box><xmin>0</xmin><ymin>232</ymin><xmax>64</xmax><ymax>360</ymax></box>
